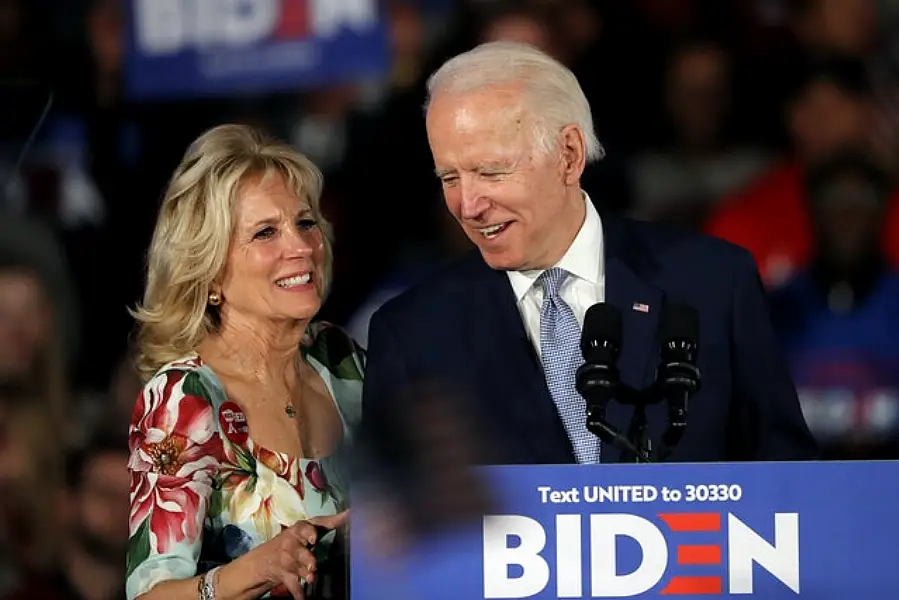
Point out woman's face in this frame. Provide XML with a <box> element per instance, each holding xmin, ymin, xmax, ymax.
<box><xmin>0</xmin><ymin>269</ymin><xmax>52</xmax><ymax>381</ymax></box>
<box><xmin>216</xmin><ymin>172</ymin><xmax>326</xmax><ymax>328</ymax></box>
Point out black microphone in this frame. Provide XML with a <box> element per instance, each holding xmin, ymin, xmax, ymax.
<box><xmin>576</xmin><ymin>303</ymin><xmax>621</xmax><ymax>422</ymax></box>
<box><xmin>576</xmin><ymin>303</ymin><xmax>651</xmax><ymax>462</ymax></box>
<box><xmin>656</xmin><ymin>303</ymin><xmax>702</xmax><ymax>456</ymax></box>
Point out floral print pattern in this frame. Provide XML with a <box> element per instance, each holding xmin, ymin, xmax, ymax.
<box><xmin>126</xmin><ymin>323</ymin><xmax>364</xmax><ymax>600</ymax></box>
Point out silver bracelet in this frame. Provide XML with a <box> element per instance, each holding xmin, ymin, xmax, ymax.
<box><xmin>198</xmin><ymin>566</ymin><xmax>220</xmax><ymax>600</ymax></box>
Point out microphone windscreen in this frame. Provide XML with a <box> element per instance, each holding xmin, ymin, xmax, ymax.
<box><xmin>580</xmin><ymin>302</ymin><xmax>623</xmax><ymax>358</ymax></box>
<box><xmin>658</xmin><ymin>304</ymin><xmax>699</xmax><ymax>345</ymax></box>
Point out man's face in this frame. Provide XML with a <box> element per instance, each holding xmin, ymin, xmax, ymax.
<box><xmin>426</xmin><ymin>86</ymin><xmax>585</xmax><ymax>271</ymax></box>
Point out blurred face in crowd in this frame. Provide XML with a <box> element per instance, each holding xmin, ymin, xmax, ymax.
<box><xmin>481</xmin><ymin>13</ymin><xmax>552</xmax><ymax>54</ymax></box>
<box><xmin>795</xmin><ymin>0</ymin><xmax>876</xmax><ymax>56</ymax></box>
<box><xmin>217</xmin><ymin>172</ymin><xmax>325</xmax><ymax>329</ymax></box>
<box><xmin>812</xmin><ymin>172</ymin><xmax>884</xmax><ymax>269</ymax></box>
<box><xmin>667</xmin><ymin>43</ymin><xmax>729</xmax><ymax>149</ymax></box>
<box><xmin>554</xmin><ymin>0</ymin><xmax>601</xmax><ymax>55</ymax></box>
<box><xmin>73</xmin><ymin>451</ymin><xmax>130</xmax><ymax>562</ymax></box>
<box><xmin>0</xmin><ymin>268</ymin><xmax>52</xmax><ymax>382</ymax></box>
<box><xmin>638</xmin><ymin>0</ymin><xmax>700</xmax><ymax>32</ymax></box>
<box><xmin>88</xmin><ymin>0</ymin><xmax>124</xmax><ymax>76</ymax></box>
<box><xmin>427</xmin><ymin>86</ymin><xmax>586</xmax><ymax>271</ymax></box>
<box><xmin>389</xmin><ymin>2</ymin><xmax>423</xmax><ymax>61</ymax></box>
<box><xmin>789</xmin><ymin>82</ymin><xmax>871</xmax><ymax>162</ymax></box>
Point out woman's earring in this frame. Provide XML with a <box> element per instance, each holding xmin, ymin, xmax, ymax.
<box><xmin>208</xmin><ymin>291</ymin><xmax>222</xmax><ymax>306</ymax></box>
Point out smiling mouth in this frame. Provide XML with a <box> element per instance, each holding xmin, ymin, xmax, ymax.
<box><xmin>476</xmin><ymin>222</ymin><xmax>511</xmax><ymax>240</ymax></box>
<box><xmin>275</xmin><ymin>273</ymin><xmax>312</xmax><ymax>289</ymax></box>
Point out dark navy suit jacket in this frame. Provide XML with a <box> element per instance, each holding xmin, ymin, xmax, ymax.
<box><xmin>361</xmin><ymin>215</ymin><xmax>818</xmax><ymax>465</ymax></box>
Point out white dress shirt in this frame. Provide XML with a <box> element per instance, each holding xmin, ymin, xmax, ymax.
<box><xmin>507</xmin><ymin>192</ymin><xmax>605</xmax><ymax>361</ymax></box>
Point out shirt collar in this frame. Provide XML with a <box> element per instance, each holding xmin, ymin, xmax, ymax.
<box><xmin>507</xmin><ymin>191</ymin><xmax>604</xmax><ymax>302</ymax></box>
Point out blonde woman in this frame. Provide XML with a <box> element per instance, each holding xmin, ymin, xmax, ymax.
<box><xmin>126</xmin><ymin>124</ymin><xmax>362</xmax><ymax>600</ymax></box>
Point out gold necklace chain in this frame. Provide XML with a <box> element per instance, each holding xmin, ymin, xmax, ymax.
<box><xmin>248</xmin><ymin>352</ymin><xmax>304</xmax><ymax>418</ymax></box>
<box><xmin>285</xmin><ymin>353</ymin><xmax>305</xmax><ymax>418</ymax></box>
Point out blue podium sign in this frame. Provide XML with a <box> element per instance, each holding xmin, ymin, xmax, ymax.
<box><xmin>350</xmin><ymin>461</ymin><xmax>899</xmax><ymax>599</ymax></box>
<box><xmin>123</xmin><ymin>0</ymin><xmax>390</xmax><ymax>100</ymax></box>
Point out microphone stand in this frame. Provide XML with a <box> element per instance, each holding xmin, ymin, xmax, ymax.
<box><xmin>585</xmin><ymin>396</ymin><xmax>653</xmax><ymax>463</ymax></box>
<box><xmin>581</xmin><ymin>379</ymin><xmax>697</xmax><ymax>464</ymax></box>
<box><xmin>625</xmin><ymin>403</ymin><xmax>651</xmax><ymax>464</ymax></box>
<box><xmin>578</xmin><ymin>361</ymin><xmax>655</xmax><ymax>463</ymax></box>
<box><xmin>614</xmin><ymin>385</ymin><xmax>660</xmax><ymax>464</ymax></box>
<box><xmin>576</xmin><ymin>352</ymin><xmax>701</xmax><ymax>464</ymax></box>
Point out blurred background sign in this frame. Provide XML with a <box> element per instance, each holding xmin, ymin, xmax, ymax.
<box><xmin>123</xmin><ymin>0</ymin><xmax>390</xmax><ymax>99</ymax></box>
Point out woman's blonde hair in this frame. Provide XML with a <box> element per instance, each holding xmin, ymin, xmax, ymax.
<box><xmin>131</xmin><ymin>124</ymin><xmax>333</xmax><ymax>382</ymax></box>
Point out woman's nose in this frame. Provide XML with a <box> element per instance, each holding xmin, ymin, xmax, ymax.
<box><xmin>284</xmin><ymin>226</ymin><xmax>315</xmax><ymax>257</ymax></box>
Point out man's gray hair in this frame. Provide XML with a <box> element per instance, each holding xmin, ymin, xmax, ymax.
<box><xmin>425</xmin><ymin>41</ymin><xmax>605</xmax><ymax>162</ymax></box>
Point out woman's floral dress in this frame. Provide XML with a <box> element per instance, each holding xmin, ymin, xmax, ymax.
<box><xmin>125</xmin><ymin>323</ymin><xmax>364</xmax><ymax>600</ymax></box>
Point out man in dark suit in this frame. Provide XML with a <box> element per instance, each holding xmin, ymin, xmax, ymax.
<box><xmin>361</xmin><ymin>41</ymin><xmax>817</xmax><ymax>466</ymax></box>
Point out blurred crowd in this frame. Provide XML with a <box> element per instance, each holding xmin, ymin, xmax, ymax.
<box><xmin>1</xmin><ymin>0</ymin><xmax>899</xmax><ymax>597</ymax></box>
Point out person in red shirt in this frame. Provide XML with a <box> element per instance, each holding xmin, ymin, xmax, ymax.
<box><xmin>705</xmin><ymin>55</ymin><xmax>899</xmax><ymax>287</ymax></box>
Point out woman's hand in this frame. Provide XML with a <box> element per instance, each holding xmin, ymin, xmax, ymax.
<box><xmin>245</xmin><ymin>511</ymin><xmax>349</xmax><ymax>599</ymax></box>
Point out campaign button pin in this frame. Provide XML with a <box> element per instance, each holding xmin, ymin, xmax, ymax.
<box><xmin>219</xmin><ymin>401</ymin><xmax>249</xmax><ymax>445</ymax></box>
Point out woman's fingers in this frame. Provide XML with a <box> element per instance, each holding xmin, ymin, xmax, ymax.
<box><xmin>279</xmin><ymin>539</ymin><xmax>316</xmax><ymax>571</ymax></box>
<box><xmin>268</xmin><ymin>513</ymin><xmax>348</xmax><ymax>597</ymax></box>
<box><xmin>286</xmin><ymin>521</ymin><xmax>319</xmax><ymax>547</ymax></box>
<box><xmin>277</xmin><ymin>574</ymin><xmax>305</xmax><ymax>600</ymax></box>
<box><xmin>274</xmin><ymin>535</ymin><xmax>317</xmax><ymax>582</ymax></box>
<box><xmin>273</xmin><ymin>546</ymin><xmax>315</xmax><ymax>598</ymax></box>
<box><xmin>308</xmin><ymin>509</ymin><xmax>350</xmax><ymax>532</ymax></box>
<box><xmin>294</xmin><ymin>545</ymin><xmax>317</xmax><ymax>579</ymax></box>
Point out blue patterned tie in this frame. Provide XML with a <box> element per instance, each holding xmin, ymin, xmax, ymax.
<box><xmin>538</xmin><ymin>268</ymin><xmax>600</xmax><ymax>464</ymax></box>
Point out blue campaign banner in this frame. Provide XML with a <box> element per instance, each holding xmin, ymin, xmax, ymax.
<box><xmin>350</xmin><ymin>461</ymin><xmax>899</xmax><ymax>599</ymax></box>
<box><xmin>123</xmin><ymin>0</ymin><xmax>390</xmax><ymax>100</ymax></box>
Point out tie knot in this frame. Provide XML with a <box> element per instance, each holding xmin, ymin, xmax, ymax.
<box><xmin>538</xmin><ymin>267</ymin><xmax>569</xmax><ymax>298</ymax></box>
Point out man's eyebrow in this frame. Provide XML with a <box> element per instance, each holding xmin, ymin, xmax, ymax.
<box><xmin>478</xmin><ymin>161</ymin><xmax>513</xmax><ymax>171</ymax></box>
<box><xmin>435</xmin><ymin>161</ymin><xmax>515</xmax><ymax>177</ymax></box>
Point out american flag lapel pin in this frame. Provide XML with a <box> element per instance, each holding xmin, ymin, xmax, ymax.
<box><xmin>632</xmin><ymin>302</ymin><xmax>650</xmax><ymax>313</ymax></box>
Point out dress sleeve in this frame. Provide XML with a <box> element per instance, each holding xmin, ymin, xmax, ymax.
<box><xmin>126</xmin><ymin>366</ymin><xmax>224</xmax><ymax>600</ymax></box>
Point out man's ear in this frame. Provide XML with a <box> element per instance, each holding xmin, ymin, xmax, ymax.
<box><xmin>559</xmin><ymin>124</ymin><xmax>586</xmax><ymax>186</ymax></box>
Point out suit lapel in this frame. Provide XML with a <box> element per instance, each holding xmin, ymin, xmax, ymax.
<box><xmin>460</xmin><ymin>211</ymin><xmax>667</xmax><ymax>465</ymax></box>
<box><xmin>601</xmin><ymin>216</ymin><xmax>665</xmax><ymax>463</ymax></box>
<box><xmin>466</xmin><ymin>255</ymin><xmax>575</xmax><ymax>463</ymax></box>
